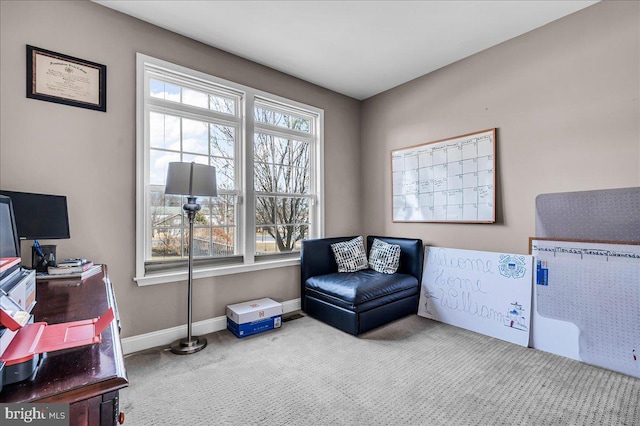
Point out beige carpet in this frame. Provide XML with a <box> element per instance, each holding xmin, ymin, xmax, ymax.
<box><xmin>121</xmin><ymin>314</ymin><xmax>640</xmax><ymax>425</ymax></box>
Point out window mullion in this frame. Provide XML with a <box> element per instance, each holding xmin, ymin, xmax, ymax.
<box><xmin>141</xmin><ymin>77</ymin><xmax>152</xmax><ymax>269</ymax></box>
<box><xmin>254</xmin><ymin>122</ymin><xmax>312</xmax><ymax>141</ymax></box>
<box><xmin>244</xmin><ymin>95</ymin><xmax>256</xmax><ymax>263</ymax></box>
<box><xmin>147</xmin><ymin>99</ymin><xmax>240</xmax><ymax>125</ymax></box>
<box><xmin>208</xmin><ymin>123</ymin><xmax>214</xmax><ymax>256</ymax></box>
<box><xmin>255</xmin><ymin>192</ymin><xmax>312</xmax><ymax>198</ymax></box>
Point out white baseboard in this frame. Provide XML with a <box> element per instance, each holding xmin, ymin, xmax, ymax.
<box><xmin>121</xmin><ymin>298</ymin><xmax>301</xmax><ymax>355</ymax></box>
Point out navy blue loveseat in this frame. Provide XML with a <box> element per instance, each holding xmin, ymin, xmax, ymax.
<box><xmin>300</xmin><ymin>236</ymin><xmax>424</xmax><ymax>335</ymax></box>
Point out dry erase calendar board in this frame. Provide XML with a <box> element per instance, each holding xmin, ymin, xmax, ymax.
<box><xmin>530</xmin><ymin>238</ymin><xmax>640</xmax><ymax>379</ymax></box>
<box><xmin>391</xmin><ymin>129</ymin><xmax>496</xmax><ymax>222</ymax></box>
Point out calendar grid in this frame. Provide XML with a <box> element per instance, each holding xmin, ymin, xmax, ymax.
<box><xmin>391</xmin><ymin>129</ymin><xmax>495</xmax><ymax>222</ymax></box>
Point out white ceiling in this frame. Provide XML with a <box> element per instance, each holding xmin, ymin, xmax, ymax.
<box><xmin>94</xmin><ymin>0</ymin><xmax>598</xmax><ymax>100</ymax></box>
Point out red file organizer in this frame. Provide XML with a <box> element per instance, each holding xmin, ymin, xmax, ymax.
<box><xmin>0</xmin><ymin>306</ymin><xmax>114</xmax><ymax>367</ymax></box>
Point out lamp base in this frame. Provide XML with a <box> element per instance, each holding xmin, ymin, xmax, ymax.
<box><xmin>170</xmin><ymin>335</ymin><xmax>207</xmax><ymax>355</ymax></box>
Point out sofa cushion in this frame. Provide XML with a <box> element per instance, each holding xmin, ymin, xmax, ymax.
<box><xmin>330</xmin><ymin>236</ymin><xmax>368</xmax><ymax>272</ymax></box>
<box><xmin>305</xmin><ymin>269</ymin><xmax>419</xmax><ymax>312</ymax></box>
<box><xmin>366</xmin><ymin>236</ymin><xmax>424</xmax><ymax>282</ymax></box>
<box><xmin>368</xmin><ymin>238</ymin><xmax>401</xmax><ymax>274</ymax></box>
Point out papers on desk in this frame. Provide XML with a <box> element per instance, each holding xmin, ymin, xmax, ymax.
<box><xmin>36</xmin><ymin>264</ymin><xmax>102</xmax><ymax>281</ymax></box>
<box><xmin>0</xmin><ymin>258</ymin><xmax>20</xmax><ymax>273</ymax></box>
<box><xmin>48</xmin><ymin>261</ymin><xmax>94</xmax><ymax>275</ymax></box>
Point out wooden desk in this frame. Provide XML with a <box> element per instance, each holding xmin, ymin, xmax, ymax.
<box><xmin>0</xmin><ymin>266</ymin><xmax>128</xmax><ymax>425</ymax></box>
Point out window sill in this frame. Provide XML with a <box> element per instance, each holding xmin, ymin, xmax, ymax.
<box><xmin>134</xmin><ymin>257</ymin><xmax>301</xmax><ymax>286</ymax></box>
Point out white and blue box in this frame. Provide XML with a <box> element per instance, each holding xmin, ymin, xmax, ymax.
<box><xmin>226</xmin><ymin>298</ymin><xmax>282</xmax><ymax>338</ymax></box>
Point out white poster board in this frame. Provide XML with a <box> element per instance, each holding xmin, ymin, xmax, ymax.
<box><xmin>530</xmin><ymin>238</ymin><xmax>640</xmax><ymax>378</ymax></box>
<box><xmin>418</xmin><ymin>246</ymin><xmax>533</xmax><ymax>347</ymax></box>
<box><xmin>391</xmin><ymin>129</ymin><xmax>495</xmax><ymax>223</ymax></box>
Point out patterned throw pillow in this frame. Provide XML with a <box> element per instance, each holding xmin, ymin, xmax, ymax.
<box><xmin>368</xmin><ymin>238</ymin><xmax>401</xmax><ymax>274</ymax></box>
<box><xmin>331</xmin><ymin>236</ymin><xmax>369</xmax><ymax>273</ymax></box>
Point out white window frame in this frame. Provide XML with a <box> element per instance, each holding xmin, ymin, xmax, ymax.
<box><xmin>135</xmin><ymin>54</ymin><xmax>324</xmax><ymax>286</ymax></box>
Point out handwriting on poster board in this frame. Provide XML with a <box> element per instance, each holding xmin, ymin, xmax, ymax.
<box><xmin>418</xmin><ymin>246</ymin><xmax>533</xmax><ymax>347</ymax></box>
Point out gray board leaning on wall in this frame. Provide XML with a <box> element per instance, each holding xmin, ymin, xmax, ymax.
<box><xmin>535</xmin><ymin>187</ymin><xmax>640</xmax><ymax>242</ymax></box>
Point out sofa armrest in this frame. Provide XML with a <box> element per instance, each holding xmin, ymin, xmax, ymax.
<box><xmin>367</xmin><ymin>236</ymin><xmax>424</xmax><ymax>282</ymax></box>
<box><xmin>300</xmin><ymin>236</ymin><xmax>358</xmax><ymax>310</ymax></box>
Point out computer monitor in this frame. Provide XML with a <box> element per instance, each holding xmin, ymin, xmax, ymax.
<box><xmin>0</xmin><ymin>190</ymin><xmax>70</xmax><ymax>240</ymax></box>
<box><xmin>0</xmin><ymin>195</ymin><xmax>21</xmax><ymax>280</ymax></box>
<box><xmin>0</xmin><ymin>195</ymin><xmax>20</xmax><ymax>257</ymax></box>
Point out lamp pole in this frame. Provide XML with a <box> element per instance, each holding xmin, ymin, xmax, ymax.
<box><xmin>170</xmin><ymin>196</ymin><xmax>207</xmax><ymax>354</ymax></box>
<box><xmin>165</xmin><ymin>161</ymin><xmax>216</xmax><ymax>355</ymax></box>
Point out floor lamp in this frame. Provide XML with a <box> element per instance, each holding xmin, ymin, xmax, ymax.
<box><xmin>165</xmin><ymin>161</ymin><xmax>217</xmax><ymax>355</ymax></box>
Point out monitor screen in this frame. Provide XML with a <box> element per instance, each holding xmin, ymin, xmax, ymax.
<box><xmin>0</xmin><ymin>190</ymin><xmax>70</xmax><ymax>240</ymax></box>
<box><xmin>0</xmin><ymin>196</ymin><xmax>20</xmax><ymax>258</ymax></box>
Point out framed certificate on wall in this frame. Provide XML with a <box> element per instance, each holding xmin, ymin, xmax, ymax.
<box><xmin>26</xmin><ymin>45</ymin><xmax>107</xmax><ymax>112</ymax></box>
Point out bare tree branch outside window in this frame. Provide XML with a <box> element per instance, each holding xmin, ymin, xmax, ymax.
<box><xmin>254</xmin><ymin>106</ymin><xmax>311</xmax><ymax>253</ymax></box>
<box><xmin>145</xmin><ymin>74</ymin><xmax>317</xmax><ymax>264</ymax></box>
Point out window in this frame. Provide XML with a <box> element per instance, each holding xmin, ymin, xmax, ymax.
<box><xmin>136</xmin><ymin>54</ymin><xmax>323</xmax><ymax>285</ymax></box>
<box><xmin>253</xmin><ymin>100</ymin><xmax>315</xmax><ymax>256</ymax></box>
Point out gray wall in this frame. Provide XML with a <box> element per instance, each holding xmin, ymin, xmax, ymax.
<box><xmin>1</xmin><ymin>0</ymin><xmax>638</xmax><ymax>340</ymax></box>
<box><xmin>361</xmin><ymin>1</ymin><xmax>639</xmax><ymax>255</ymax></box>
<box><xmin>0</xmin><ymin>0</ymin><xmax>361</xmax><ymax>337</ymax></box>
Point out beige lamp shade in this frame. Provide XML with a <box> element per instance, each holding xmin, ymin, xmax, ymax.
<box><xmin>165</xmin><ymin>162</ymin><xmax>218</xmax><ymax>197</ymax></box>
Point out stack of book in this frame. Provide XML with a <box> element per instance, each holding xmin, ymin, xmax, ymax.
<box><xmin>42</xmin><ymin>259</ymin><xmax>102</xmax><ymax>280</ymax></box>
<box><xmin>0</xmin><ymin>257</ymin><xmax>21</xmax><ymax>274</ymax></box>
